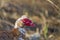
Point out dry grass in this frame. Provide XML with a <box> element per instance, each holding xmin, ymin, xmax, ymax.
<box><xmin>0</xmin><ymin>0</ymin><xmax>60</xmax><ymax>40</ymax></box>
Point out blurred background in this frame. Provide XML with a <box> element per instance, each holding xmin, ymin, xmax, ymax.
<box><xmin>0</xmin><ymin>0</ymin><xmax>60</xmax><ymax>40</ymax></box>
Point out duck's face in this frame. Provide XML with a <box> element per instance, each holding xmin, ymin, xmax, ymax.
<box><xmin>15</xmin><ymin>16</ymin><xmax>35</xmax><ymax>28</ymax></box>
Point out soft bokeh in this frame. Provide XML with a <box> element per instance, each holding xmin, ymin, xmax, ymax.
<box><xmin>0</xmin><ymin>0</ymin><xmax>60</xmax><ymax>40</ymax></box>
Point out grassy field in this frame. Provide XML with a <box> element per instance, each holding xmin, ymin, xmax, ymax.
<box><xmin>0</xmin><ymin>0</ymin><xmax>60</xmax><ymax>40</ymax></box>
